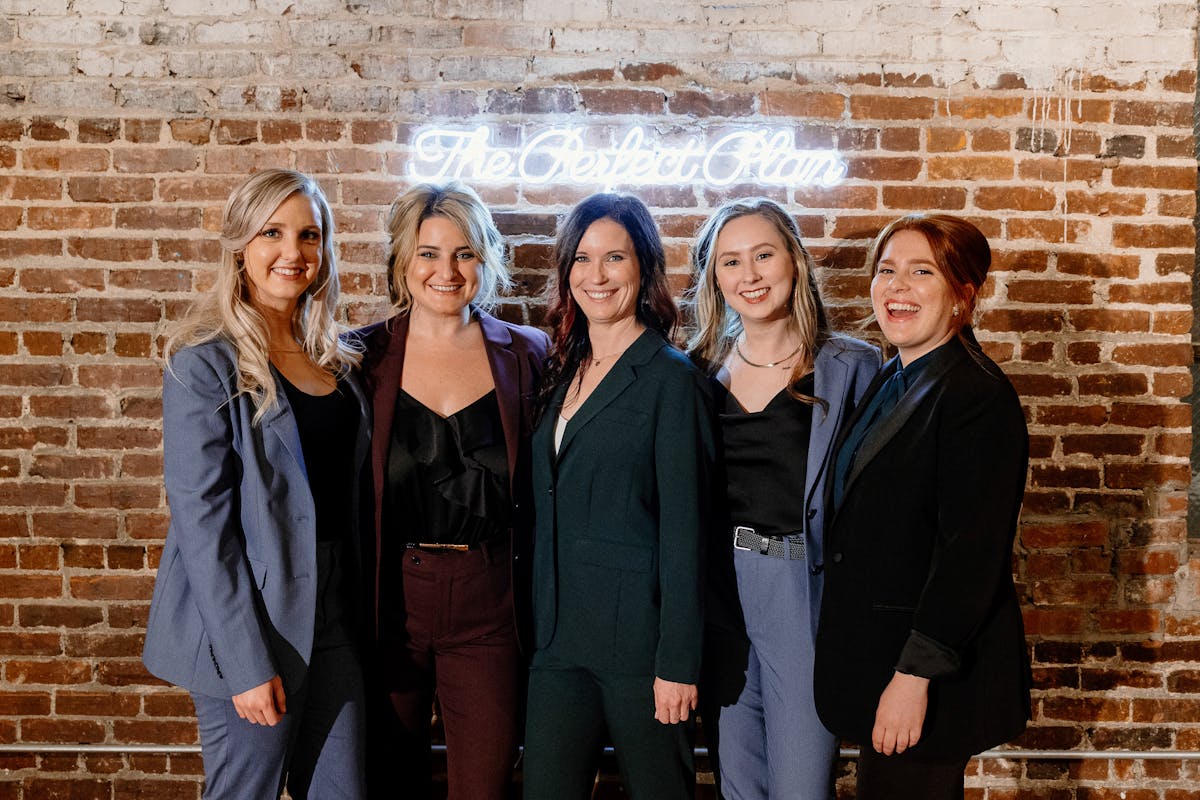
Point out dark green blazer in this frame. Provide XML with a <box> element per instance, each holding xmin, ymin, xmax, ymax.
<box><xmin>530</xmin><ymin>330</ymin><xmax>716</xmax><ymax>684</ymax></box>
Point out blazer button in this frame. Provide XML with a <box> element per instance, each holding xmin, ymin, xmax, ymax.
<box><xmin>547</xmin><ymin>487</ymin><xmax>554</xmax><ymax>496</ymax></box>
<box><xmin>807</xmin><ymin>508</ymin><xmax>817</xmax><ymax>520</ymax></box>
<box><xmin>831</xmin><ymin>552</ymin><xmax>843</xmax><ymax>564</ymax></box>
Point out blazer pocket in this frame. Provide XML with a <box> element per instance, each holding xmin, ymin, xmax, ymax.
<box><xmin>871</xmin><ymin>603</ymin><xmax>915</xmax><ymax>613</ymax></box>
<box><xmin>246</xmin><ymin>556</ymin><xmax>268</xmax><ymax>589</ymax></box>
<box><xmin>576</xmin><ymin>539</ymin><xmax>653</xmax><ymax>573</ymax></box>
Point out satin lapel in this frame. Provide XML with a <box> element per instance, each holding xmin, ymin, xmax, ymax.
<box><xmin>343</xmin><ymin>370</ymin><xmax>372</xmax><ymax>471</ymax></box>
<box><xmin>805</xmin><ymin>345</ymin><xmax>848</xmax><ymax>508</ymax></box>
<box><xmin>479</xmin><ymin>312</ymin><xmax>521</xmax><ymax>487</ymax></box>
<box><xmin>841</xmin><ymin>349</ymin><xmax>961</xmax><ymax>498</ymax></box>
<box><xmin>368</xmin><ymin>315</ymin><xmax>408</xmax><ymax>521</ymax></box>
<box><xmin>556</xmin><ymin>330</ymin><xmax>661</xmax><ymax>460</ymax></box>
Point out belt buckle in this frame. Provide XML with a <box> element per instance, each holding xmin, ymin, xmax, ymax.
<box><xmin>732</xmin><ymin>525</ymin><xmax>755</xmax><ymax>552</ymax></box>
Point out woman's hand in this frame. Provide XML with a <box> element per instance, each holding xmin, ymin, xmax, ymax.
<box><xmin>652</xmin><ymin>677</ymin><xmax>698</xmax><ymax>725</ymax></box>
<box><xmin>871</xmin><ymin>671</ymin><xmax>929</xmax><ymax>754</ymax></box>
<box><xmin>232</xmin><ymin>675</ymin><xmax>287</xmax><ymax>726</ymax></box>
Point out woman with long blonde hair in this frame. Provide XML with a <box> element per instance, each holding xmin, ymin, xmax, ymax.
<box><xmin>688</xmin><ymin>197</ymin><xmax>878</xmax><ymax>800</ymax></box>
<box><xmin>144</xmin><ymin>168</ymin><xmax>370</xmax><ymax>799</ymax></box>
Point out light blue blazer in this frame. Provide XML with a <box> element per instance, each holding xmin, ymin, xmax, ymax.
<box><xmin>801</xmin><ymin>335</ymin><xmax>880</xmax><ymax>638</ymax></box>
<box><xmin>142</xmin><ymin>338</ymin><xmax>371</xmax><ymax>698</ymax></box>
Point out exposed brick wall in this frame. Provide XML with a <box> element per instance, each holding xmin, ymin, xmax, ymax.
<box><xmin>0</xmin><ymin>1</ymin><xmax>1196</xmax><ymax>797</ymax></box>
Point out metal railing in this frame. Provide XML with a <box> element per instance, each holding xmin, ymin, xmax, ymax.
<box><xmin>3</xmin><ymin>744</ymin><xmax>1200</xmax><ymax>760</ymax></box>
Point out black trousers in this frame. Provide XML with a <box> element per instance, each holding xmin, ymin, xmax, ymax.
<box><xmin>855</xmin><ymin>746</ymin><xmax>970</xmax><ymax>800</ymax></box>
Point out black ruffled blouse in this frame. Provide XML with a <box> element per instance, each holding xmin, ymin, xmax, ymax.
<box><xmin>382</xmin><ymin>388</ymin><xmax>510</xmax><ymax>546</ymax></box>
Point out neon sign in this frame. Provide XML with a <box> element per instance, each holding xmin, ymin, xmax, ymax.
<box><xmin>407</xmin><ymin>126</ymin><xmax>847</xmax><ymax>190</ymax></box>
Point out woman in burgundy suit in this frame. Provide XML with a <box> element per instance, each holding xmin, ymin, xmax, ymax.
<box><xmin>356</xmin><ymin>182</ymin><xmax>549</xmax><ymax>799</ymax></box>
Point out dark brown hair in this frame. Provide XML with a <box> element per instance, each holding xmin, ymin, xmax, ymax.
<box><xmin>535</xmin><ymin>193</ymin><xmax>678</xmax><ymax>420</ymax></box>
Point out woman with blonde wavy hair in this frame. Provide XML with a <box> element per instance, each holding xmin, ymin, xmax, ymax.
<box><xmin>687</xmin><ymin>197</ymin><xmax>878</xmax><ymax>800</ymax></box>
<box><xmin>143</xmin><ymin>168</ymin><xmax>370</xmax><ymax>800</ymax></box>
<box><xmin>356</xmin><ymin>181</ymin><xmax>549</xmax><ymax>799</ymax></box>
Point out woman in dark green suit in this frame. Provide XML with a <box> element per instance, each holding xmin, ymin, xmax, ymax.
<box><xmin>523</xmin><ymin>193</ymin><xmax>716</xmax><ymax>800</ymax></box>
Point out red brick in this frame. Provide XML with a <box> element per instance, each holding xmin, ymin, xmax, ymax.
<box><xmin>927</xmin><ymin>156</ymin><xmax>1012</xmax><ymax>180</ymax></box>
<box><xmin>1009</xmin><ymin>218</ymin><xmax>1089</xmax><ymax>243</ymax></box>
<box><xmin>1111</xmin><ymin>343</ymin><xmax>1191</xmax><ymax>367</ymax></box>
<box><xmin>1061</xmin><ymin>434</ymin><xmax>1144</xmax><ymax>457</ymax></box>
<box><xmin>941</xmin><ymin>96</ymin><xmax>1025</xmax><ymax>119</ymax></box>
<box><xmin>881</xmin><ymin>186</ymin><xmax>966</xmax><ymax>210</ymax></box>
<box><xmin>112</xmin><ymin>148</ymin><xmax>198</xmax><ymax>173</ymax></box>
<box><xmin>579</xmin><ymin>88</ymin><xmax>665</xmax><ymax>115</ymax></box>
<box><xmin>1113</xmin><ymin>100</ymin><xmax>1192</xmax><ymax>127</ymax></box>
<box><xmin>1069</xmin><ymin>309</ymin><xmax>1150</xmax><ymax>332</ymax></box>
<box><xmin>974</xmin><ymin>186</ymin><xmax>1056</xmax><ymax>211</ymax></box>
<box><xmin>844</xmin><ymin>157</ymin><xmax>921</xmax><ymax>181</ymax></box>
<box><xmin>1006</xmin><ymin>279</ymin><xmax>1092</xmax><ymax>305</ymax></box>
<box><xmin>20</xmin><ymin>719</ymin><xmax>106</xmax><ymax>743</ymax></box>
<box><xmin>1018</xmin><ymin>158</ymin><xmax>1104</xmax><ymax>183</ymax></box>
<box><xmin>73</xmin><ymin>482</ymin><xmax>161</xmax><ymax>509</ymax></box>
<box><xmin>879</xmin><ymin>127</ymin><xmax>919</xmax><ymax>151</ymax></box>
<box><xmin>27</xmin><ymin>206</ymin><xmax>114</xmax><ymax>230</ymax></box>
<box><xmin>849</xmin><ymin>95</ymin><xmax>935</xmax><ymax>120</ymax></box>
<box><xmin>67</xmin><ymin>237</ymin><xmax>153</xmax><ymax>262</ymax></box>
<box><xmin>125</xmin><ymin>119</ymin><xmax>162</xmax><ymax>143</ymax></box>
<box><xmin>1112</xmin><ymin>223</ymin><xmax>1194</xmax><ymax>249</ymax></box>
<box><xmin>20</xmin><ymin>267</ymin><xmax>106</xmax><ymax>293</ymax></box>
<box><xmin>23</xmin><ymin>331</ymin><xmax>64</xmax><ymax>356</ymax></box>
<box><xmin>69</xmin><ymin>575</ymin><xmax>155</xmax><ymax>600</ymax></box>
<box><xmin>1109</xmin><ymin>282</ymin><xmax>1188</xmax><ymax>304</ymax></box>
<box><xmin>19</xmin><ymin>604</ymin><xmax>104</xmax><ymax>628</ymax></box>
<box><xmin>1108</xmin><ymin>464</ymin><xmax>1189</xmax><ymax>491</ymax></box>
<box><xmin>68</xmin><ymin>176</ymin><xmax>154</xmax><ymax>202</ymax></box>
<box><xmin>1158</xmin><ymin>193</ymin><xmax>1195</xmax><ymax>218</ymax></box>
<box><xmin>24</xmin><ymin>147</ymin><xmax>109</xmax><ymax>172</ymax></box>
<box><xmin>115</xmin><ymin>206</ymin><xmax>202</xmax><ymax>231</ymax></box>
<box><xmin>1112</xmin><ymin>165</ymin><xmax>1195</xmax><ymax>190</ymax></box>
<box><xmin>1021</xmin><ymin>521</ymin><xmax>1109</xmax><ymax>548</ymax></box>
<box><xmin>760</xmin><ymin>92</ymin><xmax>844</xmax><ymax>118</ymax></box>
<box><xmin>1077</xmin><ymin>372</ymin><xmax>1148</xmax><ymax>397</ymax></box>
<box><xmin>1056</xmin><ymin>252</ymin><xmax>1139</xmax><ymax>279</ymax></box>
<box><xmin>1021</xmin><ymin>608</ymin><xmax>1085</xmax><ymax>636</ymax></box>
<box><xmin>5</xmin><ymin>657</ymin><xmax>91</xmax><ymax>685</ymax></box>
<box><xmin>261</xmin><ymin>120</ymin><xmax>302</xmax><ymax>144</ymax></box>
<box><xmin>971</xmin><ymin>128</ymin><xmax>1010</xmax><ymax>151</ymax></box>
<box><xmin>668</xmin><ymin>90</ymin><xmax>754</xmax><ymax>118</ymax></box>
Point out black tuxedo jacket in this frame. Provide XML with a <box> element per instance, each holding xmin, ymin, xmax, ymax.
<box><xmin>814</xmin><ymin>333</ymin><xmax>1031</xmax><ymax>758</ymax></box>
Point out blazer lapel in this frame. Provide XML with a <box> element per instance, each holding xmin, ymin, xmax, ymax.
<box><xmin>261</xmin><ymin>373</ymin><xmax>308</xmax><ymax>478</ymax></box>
<box><xmin>343</xmin><ymin>370</ymin><xmax>372</xmax><ymax>472</ymax></box>
<box><xmin>556</xmin><ymin>330</ymin><xmax>660</xmax><ymax>459</ymax></box>
<box><xmin>478</xmin><ymin>310</ymin><xmax>521</xmax><ymax>486</ymax></box>
<box><xmin>367</xmin><ymin>315</ymin><xmax>408</xmax><ymax>514</ymax></box>
<box><xmin>841</xmin><ymin>346</ymin><xmax>963</xmax><ymax>498</ymax></box>
<box><xmin>805</xmin><ymin>343</ymin><xmax>849</xmax><ymax>509</ymax></box>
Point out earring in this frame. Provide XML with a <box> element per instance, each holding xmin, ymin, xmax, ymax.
<box><xmin>952</xmin><ymin>306</ymin><xmax>959</xmax><ymax>317</ymax></box>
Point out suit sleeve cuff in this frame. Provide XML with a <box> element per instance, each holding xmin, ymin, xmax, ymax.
<box><xmin>895</xmin><ymin>629</ymin><xmax>960</xmax><ymax>679</ymax></box>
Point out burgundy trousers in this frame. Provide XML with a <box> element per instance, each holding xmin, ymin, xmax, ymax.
<box><xmin>369</xmin><ymin>541</ymin><xmax>522</xmax><ymax>800</ymax></box>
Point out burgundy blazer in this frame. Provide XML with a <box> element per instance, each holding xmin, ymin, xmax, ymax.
<box><xmin>354</xmin><ymin>307</ymin><xmax>550</xmax><ymax>652</ymax></box>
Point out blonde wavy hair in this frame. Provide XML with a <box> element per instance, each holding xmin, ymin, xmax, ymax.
<box><xmin>384</xmin><ymin>181</ymin><xmax>511</xmax><ymax>313</ymax></box>
<box><xmin>168</xmin><ymin>168</ymin><xmax>360</xmax><ymax>423</ymax></box>
<box><xmin>686</xmin><ymin>197</ymin><xmax>830</xmax><ymax>404</ymax></box>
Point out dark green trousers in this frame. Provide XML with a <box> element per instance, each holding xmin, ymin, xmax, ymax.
<box><xmin>523</xmin><ymin>664</ymin><xmax>695</xmax><ymax>800</ymax></box>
